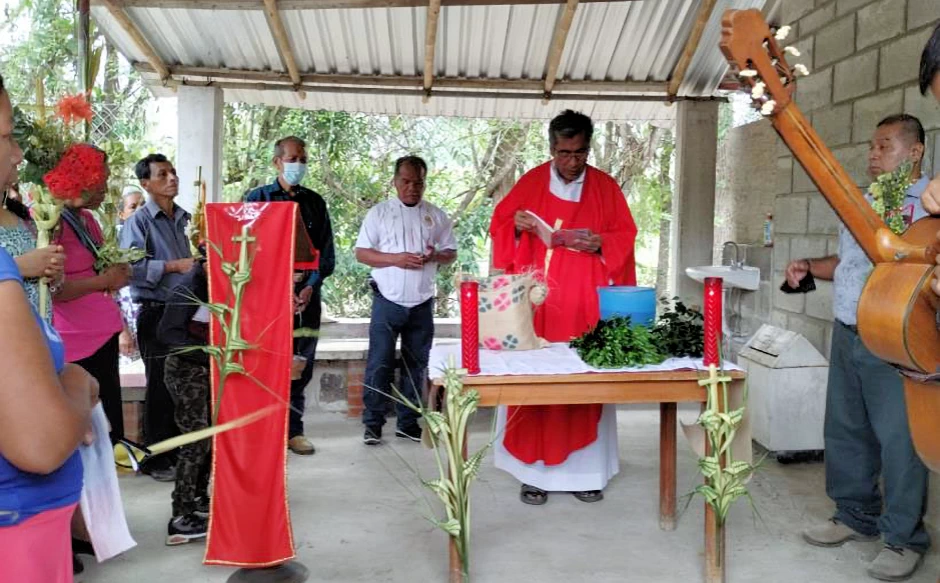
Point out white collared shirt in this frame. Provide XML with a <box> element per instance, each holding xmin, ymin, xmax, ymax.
<box><xmin>355</xmin><ymin>198</ymin><xmax>457</xmax><ymax>307</ymax></box>
<box><xmin>549</xmin><ymin>162</ymin><xmax>586</xmax><ymax>202</ymax></box>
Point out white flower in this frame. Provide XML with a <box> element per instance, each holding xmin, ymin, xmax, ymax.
<box><xmin>774</xmin><ymin>25</ymin><xmax>792</xmax><ymax>41</ymax></box>
<box><xmin>751</xmin><ymin>81</ymin><xmax>766</xmax><ymax>99</ymax></box>
<box><xmin>739</xmin><ymin>69</ymin><xmax>758</xmax><ymax>78</ymax></box>
<box><xmin>784</xmin><ymin>46</ymin><xmax>801</xmax><ymax>57</ymax></box>
<box><xmin>793</xmin><ymin>63</ymin><xmax>810</xmax><ymax>76</ymax></box>
<box><xmin>760</xmin><ymin>100</ymin><xmax>777</xmax><ymax>115</ymax></box>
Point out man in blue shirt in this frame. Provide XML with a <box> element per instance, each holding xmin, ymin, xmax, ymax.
<box><xmin>787</xmin><ymin>115</ymin><xmax>931</xmax><ymax>581</ymax></box>
<box><xmin>245</xmin><ymin>136</ymin><xmax>335</xmax><ymax>456</ymax></box>
<box><xmin>121</xmin><ymin>153</ymin><xmax>195</xmax><ymax>481</ymax></box>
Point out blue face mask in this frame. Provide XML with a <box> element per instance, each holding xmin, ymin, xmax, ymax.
<box><xmin>282</xmin><ymin>162</ymin><xmax>307</xmax><ymax>186</ymax></box>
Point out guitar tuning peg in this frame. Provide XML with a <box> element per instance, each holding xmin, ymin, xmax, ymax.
<box><xmin>751</xmin><ymin>82</ymin><xmax>766</xmax><ymax>99</ymax></box>
<box><xmin>784</xmin><ymin>46</ymin><xmax>801</xmax><ymax>57</ymax></box>
<box><xmin>760</xmin><ymin>100</ymin><xmax>777</xmax><ymax>116</ymax></box>
<box><xmin>739</xmin><ymin>69</ymin><xmax>758</xmax><ymax>78</ymax></box>
<box><xmin>774</xmin><ymin>25</ymin><xmax>792</xmax><ymax>41</ymax></box>
<box><xmin>793</xmin><ymin>63</ymin><xmax>810</xmax><ymax>76</ymax></box>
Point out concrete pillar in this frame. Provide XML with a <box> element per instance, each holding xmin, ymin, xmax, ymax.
<box><xmin>176</xmin><ymin>85</ymin><xmax>223</xmax><ymax>211</ymax></box>
<box><xmin>670</xmin><ymin>100</ymin><xmax>719</xmax><ymax>304</ymax></box>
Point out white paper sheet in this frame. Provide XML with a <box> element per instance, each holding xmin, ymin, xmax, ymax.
<box><xmin>79</xmin><ymin>404</ymin><xmax>137</xmax><ymax>562</ymax></box>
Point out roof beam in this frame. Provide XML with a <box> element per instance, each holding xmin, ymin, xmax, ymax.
<box><xmin>666</xmin><ymin>0</ymin><xmax>717</xmax><ymax>97</ymax></box>
<box><xmin>134</xmin><ymin>63</ymin><xmax>671</xmax><ymax>94</ymax></box>
<box><xmin>97</xmin><ymin>0</ymin><xmax>170</xmax><ymax>82</ymax></box>
<box><xmin>422</xmin><ymin>0</ymin><xmax>442</xmax><ymax>102</ymax></box>
<box><xmin>93</xmin><ymin>0</ymin><xmax>627</xmax><ymax>9</ymax></box>
<box><xmin>158</xmin><ymin>77</ymin><xmax>722</xmax><ymax>103</ymax></box>
<box><xmin>262</xmin><ymin>0</ymin><xmax>302</xmax><ymax>87</ymax></box>
<box><xmin>543</xmin><ymin>0</ymin><xmax>578</xmax><ymax>100</ymax></box>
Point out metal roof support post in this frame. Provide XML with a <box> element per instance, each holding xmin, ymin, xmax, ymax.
<box><xmin>542</xmin><ymin>0</ymin><xmax>579</xmax><ymax>104</ymax></box>
<box><xmin>422</xmin><ymin>0</ymin><xmax>442</xmax><ymax>103</ymax></box>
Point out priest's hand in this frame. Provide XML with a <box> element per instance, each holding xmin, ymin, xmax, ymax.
<box><xmin>394</xmin><ymin>252</ymin><xmax>426</xmax><ymax>270</ymax></box>
<box><xmin>570</xmin><ymin>233</ymin><xmax>602</xmax><ymax>253</ymax></box>
<box><xmin>514</xmin><ymin>211</ymin><xmax>536</xmax><ymax>233</ymax></box>
<box><xmin>922</xmin><ymin>174</ymin><xmax>940</xmax><ymax>215</ymax></box>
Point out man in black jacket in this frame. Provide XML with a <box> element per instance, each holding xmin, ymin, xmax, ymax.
<box><xmin>245</xmin><ymin>136</ymin><xmax>335</xmax><ymax>456</ymax></box>
<box><xmin>158</xmin><ymin>260</ymin><xmax>211</xmax><ymax>546</ymax></box>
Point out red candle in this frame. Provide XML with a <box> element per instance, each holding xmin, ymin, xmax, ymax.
<box><xmin>703</xmin><ymin>277</ymin><xmax>723</xmax><ymax>367</ymax></box>
<box><xmin>460</xmin><ymin>280</ymin><xmax>481</xmax><ymax>375</ymax></box>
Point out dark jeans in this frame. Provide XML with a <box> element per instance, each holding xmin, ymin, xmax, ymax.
<box><xmin>825</xmin><ymin>322</ymin><xmax>930</xmax><ymax>552</ymax></box>
<box><xmin>290</xmin><ymin>288</ymin><xmax>321</xmax><ymax>438</ymax></box>
<box><xmin>137</xmin><ymin>303</ymin><xmax>179</xmax><ymax>467</ymax></box>
<box><xmin>74</xmin><ymin>333</ymin><xmax>124</xmax><ymax>444</ymax></box>
<box><xmin>164</xmin><ymin>355</ymin><xmax>210</xmax><ymax>517</ymax></box>
<box><xmin>362</xmin><ymin>293</ymin><xmax>434</xmax><ymax>431</ymax></box>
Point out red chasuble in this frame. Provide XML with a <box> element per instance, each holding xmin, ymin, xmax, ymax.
<box><xmin>490</xmin><ymin>162</ymin><xmax>637</xmax><ymax>465</ymax></box>
<box><xmin>204</xmin><ymin>203</ymin><xmax>296</xmax><ymax>567</ymax></box>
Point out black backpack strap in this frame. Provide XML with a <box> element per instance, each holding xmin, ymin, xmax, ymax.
<box><xmin>60</xmin><ymin>209</ymin><xmax>100</xmax><ymax>260</ymax></box>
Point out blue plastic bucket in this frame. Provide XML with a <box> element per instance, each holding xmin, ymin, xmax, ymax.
<box><xmin>597</xmin><ymin>286</ymin><xmax>656</xmax><ymax>326</ymax></box>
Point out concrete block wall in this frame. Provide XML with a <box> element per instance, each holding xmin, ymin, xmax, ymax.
<box><xmin>770</xmin><ymin>0</ymin><xmax>939</xmax><ymax>356</ymax></box>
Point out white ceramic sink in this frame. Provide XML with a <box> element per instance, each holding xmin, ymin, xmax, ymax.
<box><xmin>685</xmin><ymin>265</ymin><xmax>761</xmax><ymax>291</ymax></box>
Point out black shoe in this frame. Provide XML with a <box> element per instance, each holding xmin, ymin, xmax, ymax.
<box><xmin>73</xmin><ymin>554</ymin><xmax>84</xmax><ymax>575</ymax></box>
<box><xmin>363</xmin><ymin>426</ymin><xmax>382</xmax><ymax>445</ymax></box>
<box><xmin>166</xmin><ymin>513</ymin><xmax>208</xmax><ymax>546</ymax></box>
<box><xmin>72</xmin><ymin>537</ymin><xmax>95</xmax><ymax>556</ymax></box>
<box><xmin>194</xmin><ymin>496</ymin><xmax>210</xmax><ymax>519</ymax></box>
<box><xmin>140</xmin><ymin>461</ymin><xmax>176</xmax><ymax>482</ymax></box>
<box><xmin>395</xmin><ymin>425</ymin><xmax>422</xmax><ymax>442</ymax></box>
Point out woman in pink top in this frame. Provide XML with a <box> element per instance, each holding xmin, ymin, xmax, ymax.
<box><xmin>52</xmin><ymin>151</ymin><xmax>130</xmax><ymax>443</ymax></box>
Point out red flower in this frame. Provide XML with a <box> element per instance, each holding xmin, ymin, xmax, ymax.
<box><xmin>43</xmin><ymin>144</ymin><xmax>108</xmax><ymax>201</ymax></box>
<box><xmin>55</xmin><ymin>94</ymin><xmax>93</xmax><ymax>126</ymax></box>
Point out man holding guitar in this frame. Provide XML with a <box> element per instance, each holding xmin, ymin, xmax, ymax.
<box><xmin>917</xmin><ymin>23</ymin><xmax>940</xmax><ymax>299</ymax></box>
<box><xmin>786</xmin><ymin>116</ymin><xmax>931</xmax><ymax>582</ymax></box>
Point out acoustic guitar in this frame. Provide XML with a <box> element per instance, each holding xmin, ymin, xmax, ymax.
<box><xmin>719</xmin><ymin>9</ymin><xmax>940</xmax><ymax>470</ymax></box>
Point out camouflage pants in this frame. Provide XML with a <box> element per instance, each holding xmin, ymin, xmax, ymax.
<box><xmin>164</xmin><ymin>355</ymin><xmax>211</xmax><ymax>517</ymax></box>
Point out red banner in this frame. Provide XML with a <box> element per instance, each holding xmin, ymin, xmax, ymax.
<box><xmin>204</xmin><ymin>203</ymin><xmax>296</xmax><ymax>567</ymax></box>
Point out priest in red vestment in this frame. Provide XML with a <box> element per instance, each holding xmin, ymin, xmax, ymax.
<box><xmin>489</xmin><ymin>110</ymin><xmax>638</xmax><ymax>505</ymax></box>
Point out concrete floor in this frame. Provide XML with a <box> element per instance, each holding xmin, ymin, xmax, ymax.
<box><xmin>79</xmin><ymin>405</ymin><xmax>940</xmax><ymax>583</ymax></box>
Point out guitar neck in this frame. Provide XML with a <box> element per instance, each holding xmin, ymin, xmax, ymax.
<box><xmin>771</xmin><ymin>102</ymin><xmax>890</xmax><ymax>263</ymax></box>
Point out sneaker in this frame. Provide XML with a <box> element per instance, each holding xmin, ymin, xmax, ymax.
<box><xmin>194</xmin><ymin>496</ymin><xmax>210</xmax><ymax>519</ymax></box>
<box><xmin>395</xmin><ymin>425</ymin><xmax>422</xmax><ymax>443</ymax></box>
<box><xmin>143</xmin><ymin>463</ymin><xmax>176</xmax><ymax>483</ymax></box>
<box><xmin>363</xmin><ymin>426</ymin><xmax>382</xmax><ymax>445</ymax></box>
<box><xmin>867</xmin><ymin>544</ymin><xmax>923</xmax><ymax>581</ymax></box>
<box><xmin>166</xmin><ymin>513</ymin><xmax>208</xmax><ymax>546</ymax></box>
<box><xmin>802</xmin><ymin>518</ymin><xmax>878</xmax><ymax>548</ymax></box>
<box><xmin>287</xmin><ymin>435</ymin><xmax>316</xmax><ymax>455</ymax></box>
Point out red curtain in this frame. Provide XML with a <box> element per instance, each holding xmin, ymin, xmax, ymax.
<box><xmin>204</xmin><ymin>203</ymin><xmax>296</xmax><ymax>567</ymax></box>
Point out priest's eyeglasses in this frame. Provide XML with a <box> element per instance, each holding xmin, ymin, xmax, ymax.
<box><xmin>555</xmin><ymin>148</ymin><xmax>590</xmax><ymax>161</ymax></box>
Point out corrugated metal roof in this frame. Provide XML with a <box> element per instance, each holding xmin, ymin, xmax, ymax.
<box><xmin>91</xmin><ymin>0</ymin><xmax>767</xmax><ymax>121</ymax></box>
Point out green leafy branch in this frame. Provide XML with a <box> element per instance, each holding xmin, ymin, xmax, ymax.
<box><xmin>691</xmin><ymin>362</ymin><xmax>760</xmax><ymax>565</ymax></box>
<box><xmin>368</xmin><ymin>361</ymin><xmax>492</xmax><ymax>580</ymax></box>
<box><xmin>870</xmin><ymin>159</ymin><xmax>914</xmax><ymax>236</ymax></box>
<box><xmin>94</xmin><ymin>186</ymin><xmax>146</xmax><ymax>271</ymax></box>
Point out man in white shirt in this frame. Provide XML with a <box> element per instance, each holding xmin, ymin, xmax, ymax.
<box><xmin>355</xmin><ymin>156</ymin><xmax>457</xmax><ymax>445</ymax></box>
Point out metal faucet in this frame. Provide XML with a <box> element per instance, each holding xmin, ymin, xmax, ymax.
<box><xmin>722</xmin><ymin>241</ymin><xmax>742</xmax><ymax>269</ymax></box>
